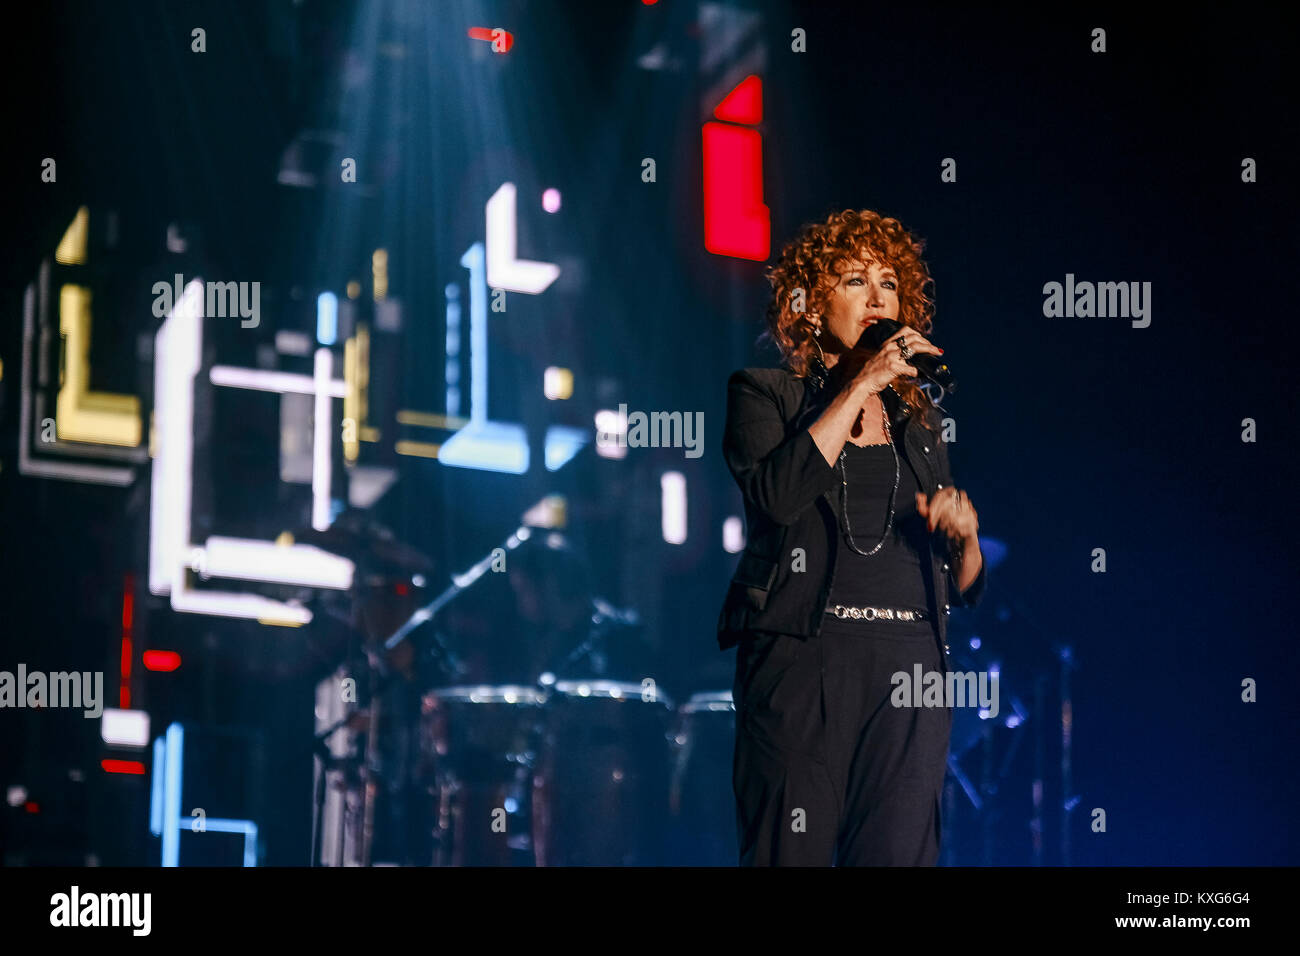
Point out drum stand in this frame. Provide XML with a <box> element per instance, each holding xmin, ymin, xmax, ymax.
<box><xmin>1058</xmin><ymin>644</ymin><xmax>1078</xmax><ymax>866</ymax></box>
<box><xmin>942</xmin><ymin>692</ymin><xmax>1032</xmax><ymax>864</ymax></box>
<box><xmin>310</xmin><ymin>645</ymin><xmax>448</xmax><ymax>866</ymax></box>
<box><xmin>311</xmin><ymin>701</ymin><xmax>365</xmax><ymax>867</ymax></box>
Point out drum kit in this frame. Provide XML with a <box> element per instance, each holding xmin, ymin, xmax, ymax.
<box><xmin>304</xmin><ymin>515</ymin><xmax>737</xmax><ymax>866</ymax></box>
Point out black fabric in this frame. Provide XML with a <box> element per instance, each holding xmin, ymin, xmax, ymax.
<box><xmin>716</xmin><ymin>367</ymin><xmax>987</xmax><ymax>655</ymax></box>
<box><xmin>719</xmin><ymin>368</ymin><xmax>984</xmax><ymax>867</ymax></box>
<box><xmin>828</xmin><ymin>441</ymin><xmax>934</xmax><ymax>613</ymax></box>
<box><xmin>731</xmin><ymin>618</ymin><xmax>950</xmax><ymax>866</ymax></box>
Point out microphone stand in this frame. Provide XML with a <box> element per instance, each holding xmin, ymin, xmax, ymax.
<box><xmin>379</xmin><ymin>524</ymin><xmax>539</xmax><ymax>664</ymax></box>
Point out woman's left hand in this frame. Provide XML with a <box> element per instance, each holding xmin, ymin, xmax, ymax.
<box><xmin>915</xmin><ymin>488</ymin><xmax>979</xmax><ymax>549</ymax></box>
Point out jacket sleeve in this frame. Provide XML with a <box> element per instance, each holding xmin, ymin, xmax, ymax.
<box><xmin>722</xmin><ymin>369</ymin><xmax>840</xmax><ymax>527</ymax></box>
<box><xmin>932</xmin><ymin>413</ymin><xmax>987</xmax><ymax>609</ymax></box>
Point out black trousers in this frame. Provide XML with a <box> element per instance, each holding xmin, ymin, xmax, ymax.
<box><xmin>732</xmin><ymin>615</ymin><xmax>951</xmax><ymax>866</ymax></box>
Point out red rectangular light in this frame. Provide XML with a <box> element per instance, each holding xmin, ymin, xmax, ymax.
<box><xmin>142</xmin><ymin>650</ymin><xmax>181</xmax><ymax>672</ymax></box>
<box><xmin>101</xmin><ymin>759</ymin><xmax>146</xmax><ymax>775</ymax></box>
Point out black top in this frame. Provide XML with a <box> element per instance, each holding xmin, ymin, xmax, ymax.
<box><xmin>716</xmin><ymin>367</ymin><xmax>987</xmax><ymax>651</ymax></box>
<box><xmin>827</xmin><ymin>436</ymin><xmax>937</xmax><ymax>625</ymax></box>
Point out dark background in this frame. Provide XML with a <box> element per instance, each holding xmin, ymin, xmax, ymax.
<box><xmin>1</xmin><ymin>0</ymin><xmax>1296</xmax><ymax>865</ymax></box>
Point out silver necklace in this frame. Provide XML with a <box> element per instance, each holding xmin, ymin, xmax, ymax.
<box><xmin>838</xmin><ymin>394</ymin><xmax>899</xmax><ymax>557</ymax></box>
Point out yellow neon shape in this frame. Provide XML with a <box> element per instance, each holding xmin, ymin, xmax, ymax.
<box><xmin>56</xmin><ymin>284</ymin><xmax>142</xmax><ymax>446</ymax></box>
<box><xmin>343</xmin><ymin>324</ymin><xmax>378</xmax><ymax>463</ymax></box>
<box><xmin>395</xmin><ymin>410</ymin><xmax>469</xmax><ymax>429</ymax></box>
<box><xmin>55</xmin><ymin>206</ymin><xmax>89</xmax><ymax>265</ymax></box>
<box><xmin>372</xmin><ymin>249</ymin><xmax>388</xmax><ymax>300</ymax></box>
<box><xmin>394</xmin><ymin>440</ymin><xmax>441</xmax><ymax>459</ymax></box>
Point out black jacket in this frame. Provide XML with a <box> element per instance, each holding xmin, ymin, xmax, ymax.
<box><xmin>716</xmin><ymin>367</ymin><xmax>987</xmax><ymax>665</ymax></box>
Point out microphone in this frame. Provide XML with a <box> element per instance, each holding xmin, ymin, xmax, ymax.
<box><xmin>854</xmin><ymin>318</ymin><xmax>956</xmax><ymax>393</ymax></box>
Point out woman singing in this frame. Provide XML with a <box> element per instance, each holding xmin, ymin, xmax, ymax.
<box><xmin>717</xmin><ymin>209</ymin><xmax>987</xmax><ymax>866</ymax></box>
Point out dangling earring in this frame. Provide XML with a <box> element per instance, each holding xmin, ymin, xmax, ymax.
<box><xmin>811</xmin><ymin>317</ymin><xmax>827</xmax><ymax>362</ymax></box>
<box><xmin>807</xmin><ymin>316</ymin><xmax>828</xmax><ymax>392</ymax></box>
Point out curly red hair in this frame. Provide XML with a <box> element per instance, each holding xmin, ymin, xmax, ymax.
<box><xmin>762</xmin><ymin>209</ymin><xmax>939</xmax><ymax>432</ymax></box>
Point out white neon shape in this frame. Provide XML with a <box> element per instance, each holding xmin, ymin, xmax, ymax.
<box><xmin>594</xmin><ymin>408</ymin><xmax>628</xmax><ymax>460</ymax></box>
<box><xmin>209</xmin><ymin>365</ymin><xmax>348</xmax><ymax>397</ymax></box>
<box><xmin>202</xmin><ymin>537</ymin><xmax>353</xmax><ymax>589</ymax></box>
<box><xmin>149</xmin><ymin>280</ymin><xmax>353</xmax><ymax>623</ymax></box>
<box><xmin>662</xmin><ymin>471</ymin><xmax>687</xmax><ymax>545</ymax></box>
<box><xmin>485</xmin><ymin>182</ymin><xmax>560</xmax><ymax>294</ymax></box>
<box><xmin>722</xmin><ymin>516</ymin><xmax>745</xmax><ymax>554</ymax></box>
<box><xmin>149</xmin><ymin>280</ymin><xmax>202</xmax><ymax>598</ymax></box>
<box><xmin>101</xmin><ymin>708</ymin><xmax>151</xmax><ymax>748</ymax></box>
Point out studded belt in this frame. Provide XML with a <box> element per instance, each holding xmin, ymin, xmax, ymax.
<box><xmin>826</xmin><ymin>604</ymin><xmax>929</xmax><ymax>622</ymax></box>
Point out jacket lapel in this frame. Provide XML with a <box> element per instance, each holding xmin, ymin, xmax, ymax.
<box><xmin>879</xmin><ymin>383</ymin><xmax>912</xmax><ymax>432</ymax></box>
<box><xmin>885</xmin><ymin>387</ymin><xmax>942</xmax><ymax>492</ymax></box>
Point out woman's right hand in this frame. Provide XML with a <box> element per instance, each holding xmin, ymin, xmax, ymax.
<box><xmin>844</xmin><ymin>326</ymin><xmax>944</xmax><ymax>395</ymax></box>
